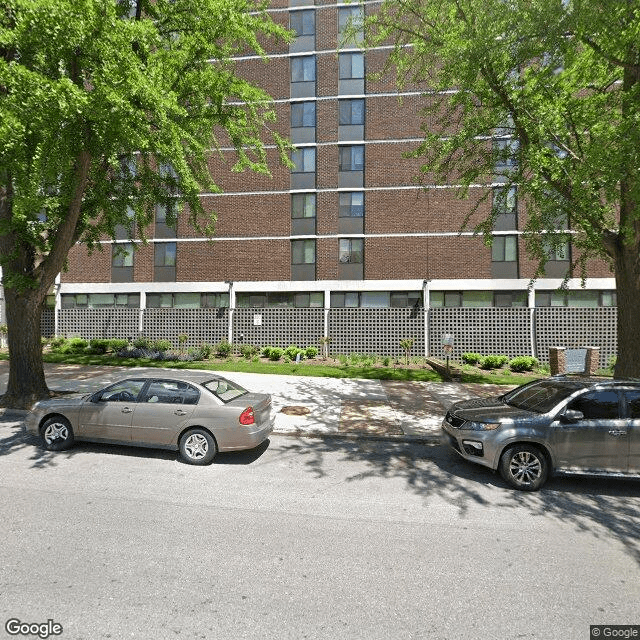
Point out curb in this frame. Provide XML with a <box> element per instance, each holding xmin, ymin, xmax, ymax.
<box><xmin>273</xmin><ymin>429</ymin><xmax>442</xmax><ymax>444</ymax></box>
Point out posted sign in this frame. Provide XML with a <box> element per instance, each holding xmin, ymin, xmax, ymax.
<box><xmin>442</xmin><ymin>334</ymin><xmax>454</xmax><ymax>356</ymax></box>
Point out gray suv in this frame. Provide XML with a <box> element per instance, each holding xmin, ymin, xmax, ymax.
<box><xmin>441</xmin><ymin>377</ymin><xmax>640</xmax><ymax>490</ymax></box>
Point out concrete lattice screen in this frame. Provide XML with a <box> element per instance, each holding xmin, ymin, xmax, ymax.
<box><xmin>43</xmin><ymin>306</ymin><xmax>618</xmax><ymax>365</ymax></box>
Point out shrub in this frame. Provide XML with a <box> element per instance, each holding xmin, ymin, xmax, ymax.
<box><xmin>382</xmin><ymin>356</ymin><xmax>391</xmax><ymax>367</ymax></box>
<box><xmin>240</xmin><ymin>344</ymin><xmax>258</xmax><ymax>359</ymax></box>
<box><xmin>268</xmin><ymin>347</ymin><xmax>284</xmax><ymax>361</ymax></box>
<box><xmin>88</xmin><ymin>339</ymin><xmax>111</xmax><ymax>354</ymax></box>
<box><xmin>508</xmin><ymin>356</ymin><xmax>540</xmax><ymax>372</ymax></box>
<box><xmin>199</xmin><ymin>343</ymin><xmax>213</xmax><ymax>359</ymax></box>
<box><xmin>480</xmin><ymin>355</ymin><xmax>509</xmax><ymax>370</ymax></box>
<box><xmin>261</xmin><ymin>346</ymin><xmax>274</xmax><ymax>358</ymax></box>
<box><xmin>462</xmin><ymin>352</ymin><xmax>483</xmax><ymax>365</ymax></box>
<box><xmin>108</xmin><ymin>338</ymin><xmax>129</xmax><ymax>352</ymax></box>
<box><xmin>151</xmin><ymin>339</ymin><xmax>172</xmax><ymax>353</ymax></box>
<box><xmin>132</xmin><ymin>336</ymin><xmax>152</xmax><ymax>349</ymax></box>
<box><xmin>63</xmin><ymin>337</ymin><xmax>89</xmax><ymax>353</ymax></box>
<box><xmin>305</xmin><ymin>346</ymin><xmax>318</xmax><ymax>359</ymax></box>
<box><xmin>49</xmin><ymin>336</ymin><xmax>68</xmax><ymax>351</ymax></box>
<box><xmin>214</xmin><ymin>339</ymin><xmax>233</xmax><ymax>358</ymax></box>
<box><xmin>284</xmin><ymin>344</ymin><xmax>303</xmax><ymax>360</ymax></box>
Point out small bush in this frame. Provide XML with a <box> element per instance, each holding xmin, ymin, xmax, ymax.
<box><xmin>462</xmin><ymin>352</ymin><xmax>483</xmax><ymax>365</ymax></box>
<box><xmin>268</xmin><ymin>347</ymin><xmax>284</xmax><ymax>361</ymax></box>
<box><xmin>132</xmin><ymin>336</ymin><xmax>152</xmax><ymax>350</ymax></box>
<box><xmin>214</xmin><ymin>339</ymin><xmax>233</xmax><ymax>358</ymax></box>
<box><xmin>305</xmin><ymin>346</ymin><xmax>318</xmax><ymax>359</ymax></box>
<box><xmin>480</xmin><ymin>354</ymin><xmax>509</xmax><ymax>370</ymax></box>
<box><xmin>153</xmin><ymin>339</ymin><xmax>173</xmax><ymax>353</ymax></box>
<box><xmin>109</xmin><ymin>338</ymin><xmax>129</xmax><ymax>352</ymax></box>
<box><xmin>261</xmin><ymin>346</ymin><xmax>274</xmax><ymax>359</ymax></box>
<box><xmin>508</xmin><ymin>356</ymin><xmax>540</xmax><ymax>372</ymax></box>
<box><xmin>240</xmin><ymin>344</ymin><xmax>259</xmax><ymax>359</ymax></box>
<box><xmin>49</xmin><ymin>336</ymin><xmax>68</xmax><ymax>351</ymax></box>
<box><xmin>64</xmin><ymin>337</ymin><xmax>89</xmax><ymax>354</ymax></box>
<box><xmin>88</xmin><ymin>339</ymin><xmax>111</xmax><ymax>354</ymax></box>
<box><xmin>382</xmin><ymin>356</ymin><xmax>391</xmax><ymax>367</ymax></box>
<box><xmin>284</xmin><ymin>344</ymin><xmax>303</xmax><ymax>360</ymax></box>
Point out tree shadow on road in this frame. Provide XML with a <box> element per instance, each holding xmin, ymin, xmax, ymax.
<box><xmin>275</xmin><ymin>435</ymin><xmax>640</xmax><ymax>566</ymax></box>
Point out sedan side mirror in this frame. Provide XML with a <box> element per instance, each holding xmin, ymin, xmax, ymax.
<box><xmin>561</xmin><ymin>409</ymin><xmax>584</xmax><ymax>423</ymax></box>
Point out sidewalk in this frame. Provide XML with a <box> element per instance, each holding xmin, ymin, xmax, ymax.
<box><xmin>0</xmin><ymin>362</ymin><xmax>508</xmax><ymax>442</ymax></box>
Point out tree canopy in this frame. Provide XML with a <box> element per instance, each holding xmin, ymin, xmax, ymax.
<box><xmin>363</xmin><ymin>0</ymin><xmax>640</xmax><ymax>377</ymax></box>
<box><xmin>0</xmin><ymin>0</ymin><xmax>290</xmax><ymax>405</ymax></box>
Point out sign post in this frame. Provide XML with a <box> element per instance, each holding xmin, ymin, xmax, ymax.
<box><xmin>442</xmin><ymin>334</ymin><xmax>454</xmax><ymax>378</ymax></box>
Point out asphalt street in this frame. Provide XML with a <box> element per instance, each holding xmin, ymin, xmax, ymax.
<box><xmin>1</xmin><ymin>407</ymin><xmax>639</xmax><ymax>640</ymax></box>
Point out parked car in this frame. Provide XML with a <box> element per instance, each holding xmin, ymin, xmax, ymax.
<box><xmin>441</xmin><ymin>377</ymin><xmax>640</xmax><ymax>490</ymax></box>
<box><xmin>26</xmin><ymin>372</ymin><xmax>274</xmax><ymax>465</ymax></box>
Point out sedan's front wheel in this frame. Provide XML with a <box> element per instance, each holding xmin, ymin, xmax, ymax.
<box><xmin>179</xmin><ymin>428</ymin><xmax>217</xmax><ymax>465</ymax></box>
<box><xmin>499</xmin><ymin>444</ymin><xmax>548</xmax><ymax>491</ymax></box>
<box><xmin>41</xmin><ymin>416</ymin><xmax>75</xmax><ymax>451</ymax></box>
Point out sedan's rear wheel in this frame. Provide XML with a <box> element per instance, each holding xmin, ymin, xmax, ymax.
<box><xmin>499</xmin><ymin>444</ymin><xmax>548</xmax><ymax>491</ymax></box>
<box><xmin>41</xmin><ymin>416</ymin><xmax>75</xmax><ymax>451</ymax></box>
<box><xmin>179</xmin><ymin>428</ymin><xmax>217</xmax><ymax>465</ymax></box>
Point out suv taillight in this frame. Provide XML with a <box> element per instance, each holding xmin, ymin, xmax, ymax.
<box><xmin>239</xmin><ymin>407</ymin><xmax>255</xmax><ymax>425</ymax></box>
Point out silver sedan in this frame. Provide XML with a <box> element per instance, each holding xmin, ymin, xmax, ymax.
<box><xmin>25</xmin><ymin>372</ymin><xmax>274</xmax><ymax>465</ymax></box>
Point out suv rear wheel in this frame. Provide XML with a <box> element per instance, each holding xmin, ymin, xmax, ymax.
<box><xmin>499</xmin><ymin>444</ymin><xmax>549</xmax><ymax>491</ymax></box>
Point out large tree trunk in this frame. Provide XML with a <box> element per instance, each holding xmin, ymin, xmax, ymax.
<box><xmin>613</xmin><ymin>244</ymin><xmax>640</xmax><ymax>379</ymax></box>
<box><xmin>1</xmin><ymin>288</ymin><xmax>49</xmax><ymax>409</ymax></box>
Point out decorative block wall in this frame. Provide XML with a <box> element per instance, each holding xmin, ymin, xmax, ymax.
<box><xmin>232</xmin><ymin>308</ymin><xmax>324</xmax><ymax>349</ymax></box>
<box><xmin>58</xmin><ymin>309</ymin><xmax>139</xmax><ymax>340</ymax></box>
<box><xmin>142</xmin><ymin>309</ymin><xmax>229</xmax><ymax>348</ymax></box>
<box><xmin>328</xmin><ymin>308</ymin><xmax>424</xmax><ymax>357</ymax></box>
<box><xmin>428</xmin><ymin>308</ymin><xmax>531</xmax><ymax>360</ymax></box>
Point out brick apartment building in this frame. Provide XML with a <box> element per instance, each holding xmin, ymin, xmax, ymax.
<box><xmin>7</xmin><ymin>0</ymin><xmax>617</xmax><ymax>362</ymax></box>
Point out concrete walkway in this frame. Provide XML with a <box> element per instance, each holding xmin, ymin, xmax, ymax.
<box><xmin>0</xmin><ymin>362</ymin><xmax>509</xmax><ymax>442</ymax></box>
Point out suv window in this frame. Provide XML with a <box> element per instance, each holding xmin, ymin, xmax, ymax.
<box><xmin>623</xmin><ymin>390</ymin><xmax>640</xmax><ymax>418</ymax></box>
<box><xmin>568</xmin><ymin>390</ymin><xmax>620</xmax><ymax>419</ymax></box>
<box><xmin>503</xmin><ymin>380</ymin><xmax>585</xmax><ymax>413</ymax></box>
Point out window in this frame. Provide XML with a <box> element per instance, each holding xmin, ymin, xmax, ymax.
<box><xmin>291</xmin><ymin>102</ymin><xmax>316</xmax><ymax>128</ymax></box>
<box><xmin>291</xmin><ymin>148</ymin><xmax>316</xmax><ymax>174</ymax></box>
<box><xmin>292</xmin><ymin>193</ymin><xmax>316</xmax><ymax>219</ymax></box>
<box><xmin>144</xmin><ymin>380</ymin><xmax>199</xmax><ymax>406</ymax></box>
<box><xmin>624</xmin><ymin>391</ymin><xmax>640</xmax><ymax>419</ymax></box>
<box><xmin>61</xmin><ymin>293</ymin><xmax>140</xmax><ymax>309</ymax></box>
<box><xmin>339</xmin><ymin>238</ymin><xmax>363</xmax><ymax>263</ymax></box>
<box><xmin>291</xmin><ymin>56</ymin><xmax>315</xmax><ymax>83</ymax></box>
<box><xmin>112</xmin><ymin>243</ymin><xmax>134</xmax><ymax>267</ymax></box>
<box><xmin>292</xmin><ymin>239</ymin><xmax>316</xmax><ymax>265</ymax></box>
<box><xmin>338</xmin><ymin>6</ymin><xmax>364</xmax><ymax>46</ymax></box>
<box><xmin>493</xmin><ymin>185</ymin><xmax>517</xmax><ymax>215</ymax></box>
<box><xmin>236</xmin><ymin>292</ymin><xmax>322</xmax><ymax>308</ymax></box>
<box><xmin>339</xmin><ymin>192</ymin><xmax>364</xmax><ymax>217</ymax></box>
<box><xmin>339</xmin><ymin>145</ymin><xmax>364</xmax><ymax>172</ymax></box>
<box><xmin>390</xmin><ymin>291</ymin><xmax>423</xmax><ymax>308</ymax></box>
<box><xmin>494</xmin><ymin>291</ymin><xmax>527</xmax><ymax>307</ymax></box>
<box><xmin>154</xmin><ymin>242</ymin><xmax>176</xmax><ymax>267</ymax></box>
<box><xmin>568</xmin><ymin>391</ymin><xmax>620</xmax><ymax>420</ymax></box>
<box><xmin>491</xmin><ymin>236</ymin><xmax>518</xmax><ymax>262</ymax></box>
<box><xmin>535</xmin><ymin>290</ymin><xmax>615</xmax><ymax>308</ymax></box>
<box><xmin>339</xmin><ymin>52</ymin><xmax>364</xmax><ymax>80</ymax></box>
<box><xmin>339</xmin><ymin>99</ymin><xmax>365</xmax><ymax>125</ymax></box>
<box><xmin>543</xmin><ymin>237</ymin><xmax>570</xmax><ymax>261</ymax></box>
<box><xmin>290</xmin><ymin>9</ymin><xmax>315</xmax><ymax>37</ymax></box>
<box><xmin>201</xmin><ymin>293</ymin><xmax>230</xmax><ymax>308</ymax></box>
<box><xmin>330</xmin><ymin>292</ymin><xmax>360</xmax><ymax>308</ymax></box>
<box><xmin>494</xmin><ymin>138</ymin><xmax>519</xmax><ymax>171</ymax></box>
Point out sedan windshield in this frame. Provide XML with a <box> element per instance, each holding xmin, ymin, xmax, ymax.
<box><xmin>502</xmin><ymin>380</ymin><xmax>586</xmax><ymax>413</ymax></box>
<box><xmin>203</xmin><ymin>378</ymin><xmax>247</xmax><ymax>403</ymax></box>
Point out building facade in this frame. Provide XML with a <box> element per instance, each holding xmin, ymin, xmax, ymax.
<box><xmin>41</xmin><ymin>0</ymin><xmax>617</xmax><ymax>362</ymax></box>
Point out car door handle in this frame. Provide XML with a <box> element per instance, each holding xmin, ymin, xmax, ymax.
<box><xmin>174</xmin><ymin>409</ymin><xmax>187</xmax><ymax>416</ymax></box>
<box><xmin>608</xmin><ymin>429</ymin><xmax>627</xmax><ymax>437</ymax></box>
<box><xmin>121</xmin><ymin>407</ymin><xmax>133</xmax><ymax>414</ymax></box>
